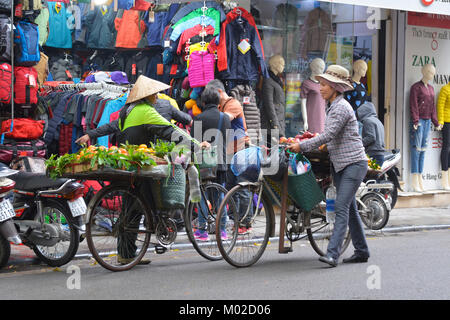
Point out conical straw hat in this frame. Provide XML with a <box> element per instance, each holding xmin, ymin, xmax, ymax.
<box><xmin>126</xmin><ymin>75</ymin><xmax>171</xmax><ymax>104</ymax></box>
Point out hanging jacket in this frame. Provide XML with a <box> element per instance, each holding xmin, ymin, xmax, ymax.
<box><xmin>219</xmin><ymin>18</ymin><xmax>268</xmax><ymax>81</ymax></box>
<box><xmin>46</xmin><ymin>1</ymin><xmax>73</xmax><ymax>49</ymax></box>
<box><xmin>144</xmin><ymin>3</ymin><xmax>180</xmax><ymax>47</ymax></box>
<box><xmin>115</xmin><ymin>9</ymin><xmax>147</xmax><ymax>49</ymax></box>
<box><xmin>124</xmin><ymin>52</ymin><xmax>150</xmax><ymax>84</ymax></box>
<box><xmin>215</xmin><ymin>7</ymin><xmax>264</xmax><ymax>73</ymax></box>
<box><xmin>171</xmin><ymin>7</ymin><xmax>221</xmax><ymax>40</ymax></box>
<box><xmin>34</xmin><ymin>6</ymin><xmax>49</xmax><ymax>46</ymax></box>
<box><xmin>85</xmin><ymin>4</ymin><xmax>117</xmax><ymax>49</ymax></box>
<box><xmin>170</xmin><ymin>1</ymin><xmax>226</xmax><ymax>26</ymax></box>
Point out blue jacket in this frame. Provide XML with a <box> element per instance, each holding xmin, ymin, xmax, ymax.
<box><xmin>144</xmin><ymin>3</ymin><xmax>180</xmax><ymax>47</ymax></box>
<box><xmin>219</xmin><ymin>18</ymin><xmax>268</xmax><ymax>81</ymax></box>
<box><xmin>46</xmin><ymin>2</ymin><xmax>73</xmax><ymax>48</ymax></box>
<box><xmin>96</xmin><ymin>94</ymin><xmax>128</xmax><ymax>147</ymax></box>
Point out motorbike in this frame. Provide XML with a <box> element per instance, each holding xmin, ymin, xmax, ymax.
<box><xmin>0</xmin><ymin>163</ymin><xmax>86</xmax><ymax>269</ymax></box>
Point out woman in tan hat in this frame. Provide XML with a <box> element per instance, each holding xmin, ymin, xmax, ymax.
<box><xmin>288</xmin><ymin>65</ymin><xmax>370</xmax><ymax>267</ymax></box>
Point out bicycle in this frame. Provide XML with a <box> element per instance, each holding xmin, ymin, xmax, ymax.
<box><xmin>83</xmin><ymin>162</ymin><xmax>228</xmax><ymax>271</ymax></box>
<box><xmin>214</xmin><ymin>146</ymin><xmax>351</xmax><ymax>268</ymax></box>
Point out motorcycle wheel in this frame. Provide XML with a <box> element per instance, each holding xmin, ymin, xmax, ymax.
<box><xmin>0</xmin><ymin>235</ymin><xmax>11</xmax><ymax>269</ymax></box>
<box><xmin>359</xmin><ymin>193</ymin><xmax>390</xmax><ymax>230</ymax></box>
<box><xmin>32</xmin><ymin>199</ymin><xmax>80</xmax><ymax>267</ymax></box>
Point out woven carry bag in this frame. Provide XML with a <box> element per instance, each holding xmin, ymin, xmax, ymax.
<box><xmin>287</xmin><ymin>154</ymin><xmax>324</xmax><ymax>212</ymax></box>
<box><xmin>151</xmin><ymin>164</ymin><xmax>186</xmax><ymax>210</ymax></box>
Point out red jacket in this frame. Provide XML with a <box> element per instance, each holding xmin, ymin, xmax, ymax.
<box><xmin>115</xmin><ymin>10</ymin><xmax>147</xmax><ymax>48</ymax></box>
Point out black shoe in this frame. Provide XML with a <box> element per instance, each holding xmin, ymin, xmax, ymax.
<box><xmin>342</xmin><ymin>254</ymin><xmax>368</xmax><ymax>264</ymax></box>
<box><xmin>318</xmin><ymin>255</ymin><xmax>338</xmax><ymax>267</ymax></box>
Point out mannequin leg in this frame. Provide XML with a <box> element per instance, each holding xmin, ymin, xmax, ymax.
<box><xmin>411</xmin><ymin>173</ymin><xmax>421</xmax><ymax>192</ymax></box>
<box><xmin>441</xmin><ymin>123</ymin><xmax>450</xmax><ymax>190</ymax></box>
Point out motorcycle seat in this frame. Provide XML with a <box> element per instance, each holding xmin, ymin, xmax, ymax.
<box><xmin>12</xmin><ymin>171</ymin><xmax>68</xmax><ymax>192</ymax></box>
<box><xmin>383</xmin><ymin>153</ymin><xmax>397</xmax><ymax>162</ymax></box>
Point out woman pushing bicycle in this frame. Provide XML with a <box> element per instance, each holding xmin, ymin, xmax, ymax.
<box><xmin>287</xmin><ymin>65</ymin><xmax>370</xmax><ymax>267</ymax></box>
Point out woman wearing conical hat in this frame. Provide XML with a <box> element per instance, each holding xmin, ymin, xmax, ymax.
<box><xmin>288</xmin><ymin>65</ymin><xmax>370</xmax><ymax>268</ymax></box>
<box><xmin>76</xmin><ymin>75</ymin><xmax>209</xmax><ymax>149</ymax></box>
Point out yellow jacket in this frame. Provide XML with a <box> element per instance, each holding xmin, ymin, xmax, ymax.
<box><xmin>437</xmin><ymin>83</ymin><xmax>450</xmax><ymax>124</ymax></box>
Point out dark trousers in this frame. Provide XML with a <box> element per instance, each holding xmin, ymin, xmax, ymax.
<box><xmin>441</xmin><ymin>123</ymin><xmax>450</xmax><ymax>171</ymax></box>
<box><xmin>328</xmin><ymin>161</ymin><xmax>369</xmax><ymax>260</ymax></box>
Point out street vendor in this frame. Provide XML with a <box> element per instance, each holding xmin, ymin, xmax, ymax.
<box><xmin>287</xmin><ymin>65</ymin><xmax>370</xmax><ymax>268</ymax></box>
<box><xmin>75</xmin><ymin>76</ymin><xmax>209</xmax><ymax>266</ymax></box>
<box><xmin>75</xmin><ymin>76</ymin><xmax>202</xmax><ymax>148</ymax></box>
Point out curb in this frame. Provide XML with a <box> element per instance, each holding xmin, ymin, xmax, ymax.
<box><xmin>73</xmin><ymin>224</ymin><xmax>450</xmax><ymax>260</ymax></box>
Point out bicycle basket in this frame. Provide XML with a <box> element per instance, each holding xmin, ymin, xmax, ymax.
<box><xmin>287</xmin><ymin>154</ymin><xmax>325</xmax><ymax>212</ymax></box>
<box><xmin>151</xmin><ymin>163</ymin><xmax>186</xmax><ymax>210</ymax></box>
<box><xmin>195</xmin><ymin>145</ymin><xmax>218</xmax><ymax>169</ymax></box>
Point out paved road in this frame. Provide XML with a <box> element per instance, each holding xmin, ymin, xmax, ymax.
<box><xmin>0</xmin><ymin>229</ymin><xmax>449</xmax><ymax>301</ymax></box>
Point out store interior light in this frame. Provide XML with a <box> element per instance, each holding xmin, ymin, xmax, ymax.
<box><xmin>93</xmin><ymin>0</ymin><xmax>108</xmax><ymax>6</ymax></box>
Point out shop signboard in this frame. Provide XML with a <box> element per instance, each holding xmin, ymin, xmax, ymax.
<box><xmin>404</xmin><ymin>13</ymin><xmax>450</xmax><ymax>190</ymax></box>
<box><xmin>318</xmin><ymin>0</ymin><xmax>450</xmax><ymax>15</ymax></box>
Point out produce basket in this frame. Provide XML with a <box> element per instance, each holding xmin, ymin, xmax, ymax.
<box><xmin>151</xmin><ymin>163</ymin><xmax>186</xmax><ymax>210</ymax></box>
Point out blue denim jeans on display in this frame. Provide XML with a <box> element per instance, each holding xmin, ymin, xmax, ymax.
<box><xmin>410</xmin><ymin>119</ymin><xmax>431</xmax><ymax>173</ymax></box>
<box><xmin>328</xmin><ymin>161</ymin><xmax>369</xmax><ymax>260</ymax></box>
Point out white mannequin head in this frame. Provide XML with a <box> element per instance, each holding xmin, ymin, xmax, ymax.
<box><xmin>310</xmin><ymin>58</ymin><xmax>325</xmax><ymax>79</ymax></box>
<box><xmin>268</xmin><ymin>55</ymin><xmax>285</xmax><ymax>76</ymax></box>
<box><xmin>421</xmin><ymin>64</ymin><xmax>436</xmax><ymax>84</ymax></box>
<box><xmin>352</xmin><ymin>60</ymin><xmax>368</xmax><ymax>83</ymax></box>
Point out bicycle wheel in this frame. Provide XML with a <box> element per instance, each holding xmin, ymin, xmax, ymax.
<box><xmin>216</xmin><ymin>184</ymin><xmax>274</xmax><ymax>268</ymax></box>
<box><xmin>184</xmin><ymin>182</ymin><xmax>228</xmax><ymax>261</ymax></box>
<box><xmin>305</xmin><ymin>206</ymin><xmax>351</xmax><ymax>257</ymax></box>
<box><xmin>85</xmin><ymin>184</ymin><xmax>152</xmax><ymax>272</ymax></box>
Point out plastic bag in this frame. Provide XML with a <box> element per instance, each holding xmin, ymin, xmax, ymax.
<box><xmin>231</xmin><ymin>147</ymin><xmax>262</xmax><ymax>182</ymax></box>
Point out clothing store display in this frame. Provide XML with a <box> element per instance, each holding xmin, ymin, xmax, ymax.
<box><xmin>409</xmin><ymin>81</ymin><xmax>439</xmax><ymax>128</ymax></box>
<box><xmin>300</xmin><ymin>79</ymin><xmax>326</xmax><ymax>134</ymax></box>
<box><xmin>300</xmin><ymin>7</ymin><xmax>333</xmax><ymax>58</ymax></box>
<box><xmin>344</xmin><ymin>82</ymin><xmax>368</xmax><ymax>111</ymax></box>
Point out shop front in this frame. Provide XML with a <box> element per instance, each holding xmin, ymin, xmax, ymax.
<box><xmin>253</xmin><ymin>0</ymin><xmax>450</xmax><ymax>196</ymax></box>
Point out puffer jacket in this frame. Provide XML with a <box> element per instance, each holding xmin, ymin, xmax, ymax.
<box><xmin>437</xmin><ymin>83</ymin><xmax>450</xmax><ymax>124</ymax></box>
<box><xmin>230</xmin><ymin>84</ymin><xmax>261</xmax><ymax>144</ymax></box>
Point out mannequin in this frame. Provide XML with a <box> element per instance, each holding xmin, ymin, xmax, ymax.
<box><xmin>345</xmin><ymin>60</ymin><xmax>369</xmax><ymax>111</ymax></box>
<box><xmin>437</xmin><ymin>82</ymin><xmax>450</xmax><ymax>190</ymax></box>
<box><xmin>300</xmin><ymin>58</ymin><xmax>326</xmax><ymax>133</ymax></box>
<box><xmin>409</xmin><ymin>64</ymin><xmax>442</xmax><ymax>192</ymax></box>
<box><xmin>261</xmin><ymin>55</ymin><xmax>286</xmax><ymax>140</ymax></box>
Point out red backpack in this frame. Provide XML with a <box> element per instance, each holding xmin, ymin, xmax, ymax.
<box><xmin>0</xmin><ymin>63</ymin><xmax>12</xmax><ymax>104</ymax></box>
<box><xmin>14</xmin><ymin>66</ymin><xmax>38</xmax><ymax>105</ymax></box>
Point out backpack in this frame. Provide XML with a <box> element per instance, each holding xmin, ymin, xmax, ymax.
<box><xmin>14</xmin><ymin>66</ymin><xmax>38</xmax><ymax>105</ymax></box>
<box><xmin>0</xmin><ymin>63</ymin><xmax>12</xmax><ymax>104</ymax></box>
<box><xmin>0</xmin><ymin>15</ymin><xmax>12</xmax><ymax>62</ymax></box>
<box><xmin>14</xmin><ymin>20</ymin><xmax>40</xmax><ymax>66</ymax></box>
